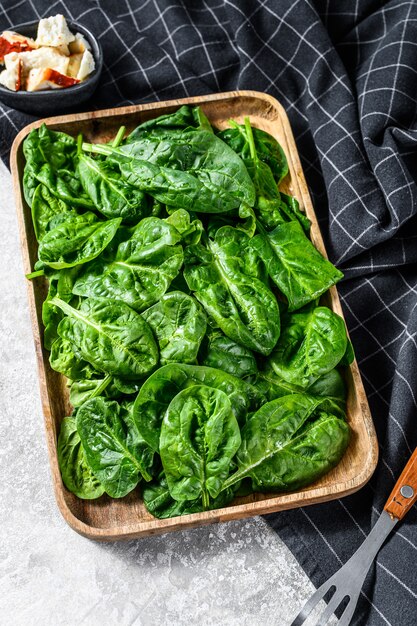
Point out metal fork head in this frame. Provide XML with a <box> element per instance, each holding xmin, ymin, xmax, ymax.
<box><xmin>289</xmin><ymin>511</ymin><xmax>398</xmax><ymax>626</ymax></box>
<box><xmin>290</xmin><ymin>576</ymin><xmax>360</xmax><ymax>626</ymax></box>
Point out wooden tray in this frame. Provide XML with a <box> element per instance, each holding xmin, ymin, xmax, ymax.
<box><xmin>10</xmin><ymin>90</ymin><xmax>378</xmax><ymax>541</ymax></box>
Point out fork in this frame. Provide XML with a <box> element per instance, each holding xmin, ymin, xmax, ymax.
<box><xmin>290</xmin><ymin>447</ymin><xmax>417</xmax><ymax>626</ymax></box>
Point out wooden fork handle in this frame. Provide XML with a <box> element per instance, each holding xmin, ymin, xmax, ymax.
<box><xmin>384</xmin><ymin>448</ymin><xmax>417</xmax><ymax>520</ymax></box>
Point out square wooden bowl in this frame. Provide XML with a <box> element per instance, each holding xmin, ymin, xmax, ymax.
<box><xmin>10</xmin><ymin>91</ymin><xmax>378</xmax><ymax>540</ymax></box>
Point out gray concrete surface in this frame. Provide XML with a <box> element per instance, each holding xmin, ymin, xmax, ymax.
<box><xmin>0</xmin><ymin>160</ymin><xmax>321</xmax><ymax>626</ymax></box>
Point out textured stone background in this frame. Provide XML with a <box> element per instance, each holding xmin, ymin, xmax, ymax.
<box><xmin>0</xmin><ymin>160</ymin><xmax>330</xmax><ymax>626</ymax></box>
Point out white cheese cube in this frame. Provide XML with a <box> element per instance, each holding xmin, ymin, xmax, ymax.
<box><xmin>77</xmin><ymin>49</ymin><xmax>95</xmax><ymax>80</ymax></box>
<box><xmin>67</xmin><ymin>53</ymin><xmax>83</xmax><ymax>78</ymax></box>
<box><xmin>0</xmin><ymin>30</ymin><xmax>37</xmax><ymax>62</ymax></box>
<box><xmin>0</xmin><ymin>52</ymin><xmax>21</xmax><ymax>90</ymax></box>
<box><xmin>4</xmin><ymin>50</ymin><xmax>20</xmax><ymax>70</ymax></box>
<box><xmin>26</xmin><ymin>67</ymin><xmax>79</xmax><ymax>91</ymax></box>
<box><xmin>36</xmin><ymin>15</ymin><xmax>75</xmax><ymax>48</ymax></box>
<box><xmin>1</xmin><ymin>30</ymin><xmax>37</xmax><ymax>48</ymax></box>
<box><xmin>0</xmin><ymin>68</ymin><xmax>16</xmax><ymax>90</ymax></box>
<box><xmin>69</xmin><ymin>32</ymin><xmax>91</xmax><ymax>55</ymax></box>
<box><xmin>54</xmin><ymin>44</ymin><xmax>70</xmax><ymax>56</ymax></box>
<box><xmin>18</xmin><ymin>47</ymin><xmax>69</xmax><ymax>79</ymax></box>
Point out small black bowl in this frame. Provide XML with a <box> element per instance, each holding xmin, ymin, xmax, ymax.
<box><xmin>0</xmin><ymin>20</ymin><xmax>103</xmax><ymax>115</ymax></box>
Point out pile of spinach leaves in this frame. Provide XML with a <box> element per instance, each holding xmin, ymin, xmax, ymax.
<box><xmin>24</xmin><ymin>106</ymin><xmax>353</xmax><ymax>518</ymax></box>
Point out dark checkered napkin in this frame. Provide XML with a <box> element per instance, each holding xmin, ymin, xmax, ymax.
<box><xmin>2</xmin><ymin>2</ymin><xmax>417</xmax><ymax>623</ymax></box>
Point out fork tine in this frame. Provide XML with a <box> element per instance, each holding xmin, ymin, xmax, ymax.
<box><xmin>337</xmin><ymin>593</ymin><xmax>360</xmax><ymax>626</ymax></box>
<box><xmin>313</xmin><ymin>592</ymin><xmax>345</xmax><ymax>626</ymax></box>
<box><xmin>290</xmin><ymin>580</ymin><xmax>336</xmax><ymax>626</ymax></box>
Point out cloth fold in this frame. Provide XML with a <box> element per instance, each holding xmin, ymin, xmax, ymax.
<box><xmin>2</xmin><ymin>2</ymin><xmax>417</xmax><ymax>624</ymax></box>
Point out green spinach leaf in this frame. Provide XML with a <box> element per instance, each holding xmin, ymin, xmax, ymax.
<box><xmin>127</xmin><ymin>105</ymin><xmax>212</xmax><ymax>142</ymax></box>
<box><xmin>199</xmin><ymin>330</ymin><xmax>258</xmax><ymax>379</ymax></box>
<box><xmin>218</xmin><ymin>123</ymin><xmax>288</xmax><ymax>185</ymax></box>
<box><xmin>142</xmin><ymin>291</ymin><xmax>207</xmax><ymax>365</ymax></box>
<box><xmin>268</xmin><ymin>306</ymin><xmax>348</xmax><ymax>387</ymax></box>
<box><xmin>36</xmin><ymin>163</ymin><xmax>95</xmax><ymax>209</ymax></box>
<box><xmin>340</xmin><ymin>338</ymin><xmax>355</xmax><ymax>366</ymax></box>
<box><xmin>38</xmin><ymin>212</ymin><xmax>122</xmax><ymax>270</ymax></box>
<box><xmin>52</xmin><ymin>297</ymin><xmax>159</xmax><ymax>379</ymax></box>
<box><xmin>83</xmin><ymin>129</ymin><xmax>255</xmax><ymax>213</ymax></box>
<box><xmin>143</xmin><ymin>471</ymin><xmax>237</xmax><ymax>519</ymax></box>
<box><xmin>184</xmin><ymin>227</ymin><xmax>280</xmax><ymax>355</ymax></box>
<box><xmin>133</xmin><ymin>363</ymin><xmax>265</xmax><ymax>452</ymax></box>
<box><xmin>251</xmin><ymin>221</ymin><xmax>343</xmax><ymax>311</ymax></box>
<box><xmin>72</xmin><ymin>215</ymin><xmax>184</xmax><ymax>312</ymax></box>
<box><xmin>164</xmin><ymin>208</ymin><xmax>203</xmax><ymax>244</ymax></box>
<box><xmin>31</xmin><ymin>184</ymin><xmax>70</xmax><ymax>242</ymax></box>
<box><xmin>42</xmin><ymin>279</ymin><xmax>60</xmax><ymax>350</ymax></box>
<box><xmin>49</xmin><ymin>336</ymin><xmax>96</xmax><ymax>380</ymax></box>
<box><xmin>23</xmin><ymin>124</ymin><xmax>79</xmax><ymax>207</ymax></box>
<box><xmin>219</xmin><ymin>119</ymin><xmax>310</xmax><ymax>232</ymax></box>
<box><xmin>279</xmin><ymin>193</ymin><xmax>311</xmax><ymax>233</ymax></box>
<box><xmin>206</xmin><ymin>204</ymin><xmax>257</xmax><ymax>240</ymax></box>
<box><xmin>78</xmin><ymin>153</ymin><xmax>150</xmax><ymax>223</ymax></box>
<box><xmin>57</xmin><ymin>416</ymin><xmax>105</xmax><ymax>499</ymax></box>
<box><xmin>223</xmin><ymin>394</ymin><xmax>350</xmax><ymax>492</ymax></box>
<box><xmin>76</xmin><ymin>397</ymin><xmax>154</xmax><ymax>497</ymax></box>
<box><xmin>69</xmin><ymin>376</ymin><xmax>122</xmax><ymax>408</ymax></box>
<box><xmin>42</xmin><ymin>267</ymin><xmax>81</xmax><ymax>350</ymax></box>
<box><xmin>256</xmin><ymin>364</ymin><xmax>346</xmax><ymax>403</ymax></box>
<box><xmin>160</xmin><ymin>385</ymin><xmax>241</xmax><ymax>506</ymax></box>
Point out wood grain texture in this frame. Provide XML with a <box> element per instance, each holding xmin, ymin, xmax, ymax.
<box><xmin>10</xmin><ymin>90</ymin><xmax>379</xmax><ymax>541</ymax></box>
<box><xmin>384</xmin><ymin>448</ymin><xmax>417</xmax><ymax>520</ymax></box>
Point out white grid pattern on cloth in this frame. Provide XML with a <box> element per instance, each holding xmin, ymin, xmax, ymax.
<box><xmin>2</xmin><ymin>1</ymin><xmax>417</xmax><ymax>624</ymax></box>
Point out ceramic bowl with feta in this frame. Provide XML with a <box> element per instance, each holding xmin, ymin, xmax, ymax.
<box><xmin>0</xmin><ymin>15</ymin><xmax>102</xmax><ymax>114</ymax></box>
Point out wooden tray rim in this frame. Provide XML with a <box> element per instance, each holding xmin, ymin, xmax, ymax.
<box><xmin>10</xmin><ymin>90</ymin><xmax>379</xmax><ymax>541</ymax></box>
